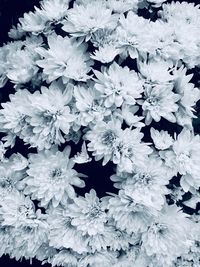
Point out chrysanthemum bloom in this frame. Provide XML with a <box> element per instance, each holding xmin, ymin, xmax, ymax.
<box><xmin>0</xmin><ymin>155</ymin><xmax>27</xmax><ymax>200</ymax></box>
<box><xmin>0</xmin><ymin>39</ymin><xmax>41</xmax><ymax>86</ymax></box>
<box><xmin>62</xmin><ymin>1</ymin><xmax>119</xmax><ymax>41</ymax></box>
<box><xmin>120</xmin><ymin>156</ymin><xmax>170</xmax><ymax>210</ymax></box>
<box><xmin>0</xmin><ymin>191</ymin><xmax>41</xmax><ymax>227</ymax></box>
<box><xmin>141</xmin><ymin>205</ymin><xmax>193</xmax><ymax>266</ymax></box>
<box><xmin>64</xmin><ymin>189</ymin><xmax>108</xmax><ymax>236</ymax></box>
<box><xmin>79</xmin><ymin>250</ymin><xmax>118</xmax><ymax>267</ymax></box>
<box><xmin>105</xmin><ymin>0</ymin><xmax>139</xmax><ymax>13</ymax></box>
<box><xmin>0</xmin><ymin>89</ymin><xmax>31</xmax><ymax>137</ymax></box>
<box><xmin>116</xmin><ymin>11</ymin><xmax>150</xmax><ymax>59</ymax></box>
<box><xmin>141</xmin><ymin>84</ymin><xmax>180</xmax><ymax>125</ymax></box>
<box><xmin>108</xmin><ymin>190</ymin><xmax>155</xmax><ymax>234</ymax></box>
<box><xmin>174</xmin><ymin>66</ymin><xmax>200</xmax><ymax>128</ymax></box>
<box><xmin>9</xmin><ymin>219</ymin><xmax>49</xmax><ymax>260</ymax></box>
<box><xmin>85</xmin><ymin>119</ymin><xmax>122</xmax><ymax>165</ymax></box>
<box><xmin>26</xmin><ymin>80</ymin><xmax>76</xmax><ymax>149</ymax></box>
<box><xmin>74</xmin><ymin>84</ymin><xmax>111</xmax><ymax>126</ymax></box>
<box><xmin>150</xmin><ymin>128</ymin><xmax>174</xmax><ymax>150</ymax></box>
<box><xmin>24</xmin><ymin>146</ymin><xmax>85</xmax><ymax>207</ymax></box>
<box><xmin>113</xmin><ymin>127</ymin><xmax>152</xmax><ymax>173</ymax></box>
<box><xmin>36</xmin><ymin>0</ymin><xmax>70</xmax><ymax>22</ymax></box>
<box><xmin>19</xmin><ymin>11</ymin><xmax>49</xmax><ymax>34</ymax></box>
<box><xmin>50</xmin><ymin>250</ymin><xmax>79</xmax><ymax>267</ymax></box>
<box><xmin>36</xmin><ymin>34</ymin><xmax>93</xmax><ymax>82</ymax></box>
<box><xmin>93</xmin><ymin>62</ymin><xmax>144</xmax><ymax>108</ymax></box>
<box><xmin>159</xmin><ymin>129</ymin><xmax>200</xmax><ymax>192</ymax></box>
<box><xmin>48</xmin><ymin>207</ymin><xmax>88</xmax><ymax>253</ymax></box>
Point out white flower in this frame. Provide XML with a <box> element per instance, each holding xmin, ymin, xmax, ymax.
<box><xmin>85</xmin><ymin>119</ymin><xmax>122</xmax><ymax>165</ymax></box>
<box><xmin>62</xmin><ymin>2</ymin><xmax>118</xmax><ymax>41</ymax></box>
<box><xmin>0</xmin><ymin>191</ymin><xmax>39</xmax><ymax>227</ymax></box>
<box><xmin>24</xmin><ymin>146</ymin><xmax>85</xmax><ymax>207</ymax></box>
<box><xmin>51</xmin><ymin>250</ymin><xmax>79</xmax><ymax>267</ymax></box>
<box><xmin>141</xmin><ymin>84</ymin><xmax>180</xmax><ymax>125</ymax></box>
<box><xmin>64</xmin><ymin>189</ymin><xmax>107</xmax><ymax>236</ymax></box>
<box><xmin>116</xmin><ymin>12</ymin><xmax>150</xmax><ymax>59</ymax></box>
<box><xmin>174</xmin><ymin>66</ymin><xmax>200</xmax><ymax>128</ymax></box>
<box><xmin>18</xmin><ymin>11</ymin><xmax>49</xmax><ymax>34</ymax></box>
<box><xmin>48</xmin><ymin>207</ymin><xmax>88</xmax><ymax>253</ymax></box>
<box><xmin>79</xmin><ymin>250</ymin><xmax>118</xmax><ymax>267</ymax></box>
<box><xmin>137</xmin><ymin>58</ymin><xmax>176</xmax><ymax>84</ymax></box>
<box><xmin>26</xmin><ymin>80</ymin><xmax>76</xmax><ymax>149</ymax></box>
<box><xmin>74</xmin><ymin>84</ymin><xmax>110</xmax><ymax>126</ymax></box>
<box><xmin>93</xmin><ymin>62</ymin><xmax>144</xmax><ymax>108</ymax></box>
<box><xmin>113</xmin><ymin>127</ymin><xmax>152</xmax><ymax>173</ymax></box>
<box><xmin>108</xmin><ymin>190</ymin><xmax>155</xmax><ymax>234</ymax></box>
<box><xmin>105</xmin><ymin>0</ymin><xmax>139</xmax><ymax>13</ymax></box>
<box><xmin>150</xmin><ymin>128</ymin><xmax>174</xmax><ymax>150</ymax></box>
<box><xmin>159</xmin><ymin>129</ymin><xmax>200</xmax><ymax>191</ymax></box>
<box><xmin>160</xmin><ymin>2</ymin><xmax>200</xmax><ymax>25</ymax></box>
<box><xmin>141</xmin><ymin>205</ymin><xmax>192</xmax><ymax>265</ymax></box>
<box><xmin>120</xmin><ymin>104</ymin><xmax>145</xmax><ymax>128</ymax></box>
<box><xmin>0</xmin><ymin>158</ymin><xmax>27</xmax><ymax>200</ymax></box>
<box><xmin>37</xmin><ymin>0</ymin><xmax>70</xmax><ymax>22</ymax></box>
<box><xmin>36</xmin><ymin>34</ymin><xmax>93</xmax><ymax>82</ymax></box>
<box><xmin>121</xmin><ymin>156</ymin><xmax>170</xmax><ymax>210</ymax></box>
<box><xmin>90</xmin><ymin>45</ymin><xmax>120</xmax><ymax>63</ymax></box>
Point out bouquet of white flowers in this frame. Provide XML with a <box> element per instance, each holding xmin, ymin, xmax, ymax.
<box><xmin>0</xmin><ymin>0</ymin><xmax>200</xmax><ymax>266</ymax></box>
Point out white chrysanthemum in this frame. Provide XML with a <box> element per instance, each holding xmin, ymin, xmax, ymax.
<box><xmin>37</xmin><ymin>0</ymin><xmax>70</xmax><ymax>22</ymax></box>
<box><xmin>64</xmin><ymin>189</ymin><xmax>107</xmax><ymax>236</ymax></box>
<box><xmin>141</xmin><ymin>205</ymin><xmax>192</xmax><ymax>265</ymax></box>
<box><xmin>113</xmin><ymin>127</ymin><xmax>152</xmax><ymax>173</ymax></box>
<box><xmin>26</xmin><ymin>80</ymin><xmax>76</xmax><ymax>149</ymax></box>
<box><xmin>36</xmin><ymin>34</ymin><xmax>93</xmax><ymax>82</ymax></box>
<box><xmin>50</xmin><ymin>250</ymin><xmax>79</xmax><ymax>267</ymax></box>
<box><xmin>141</xmin><ymin>84</ymin><xmax>180</xmax><ymax>125</ymax></box>
<box><xmin>120</xmin><ymin>104</ymin><xmax>145</xmax><ymax>128</ymax></box>
<box><xmin>93</xmin><ymin>62</ymin><xmax>144</xmax><ymax>108</ymax></box>
<box><xmin>138</xmin><ymin>59</ymin><xmax>176</xmax><ymax>84</ymax></box>
<box><xmin>159</xmin><ymin>129</ymin><xmax>200</xmax><ymax>192</ymax></box>
<box><xmin>105</xmin><ymin>0</ymin><xmax>139</xmax><ymax>13</ymax></box>
<box><xmin>90</xmin><ymin>45</ymin><xmax>120</xmax><ymax>64</ymax></box>
<box><xmin>24</xmin><ymin>146</ymin><xmax>85</xmax><ymax>207</ymax></box>
<box><xmin>0</xmin><ymin>191</ymin><xmax>40</xmax><ymax>227</ymax></box>
<box><xmin>0</xmin><ymin>39</ymin><xmax>41</xmax><ymax>86</ymax></box>
<box><xmin>0</xmin><ymin>89</ymin><xmax>31</xmax><ymax>135</ymax></box>
<box><xmin>48</xmin><ymin>207</ymin><xmax>88</xmax><ymax>253</ymax></box>
<box><xmin>121</xmin><ymin>156</ymin><xmax>170</xmax><ymax>210</ymax></box>
<box><xmin>79</xmin><ymin>250</ymin><xmax>118</xmax><ymax>267</ymax></box>
<box><xmin>19</xmin><ymin>11</ymin><xmax>49</xmax><ymax>34</ymax></box>
<box><xmin>10</xmin><ymin>220</ymin><xmax>48</xmax><ymax>260</ymax></box>
<box><xmin>160</xmin><ymin>1</ymin><xmax>200</xmax><ymax>25</ymax></box>
<box><xmin>86</xmin><ymin>224</ymin><xmax>138</xmax><ymax>253</ymax></box>
<box><xmin>150</xmin><ymin>128</ymin><xmax>174</xmax><ymax>150</ymax></box>
<box><xmin>85</xmin><ymin>119</ymin><xmax>122</xmax><ymax>165</ymax></box>
<box><xmin>0</xmin><ymin>226</ymin><xmax>15</xmax><ymax>257</ymax></box>
<box><xmin>174</xmin><ymin>66</ymin><xmax>200</xmax><ymax>128</ymax></box>
<box><xmin>0</xmin><ymin>156</ymin><xmax>27</xmax><ymax>200</ymax></box>
<box><xmin>116</xmin><ymin>11</ymin><xmax>150</xmax><ymax>59</ymax></box>
<box><xmin>62</xmin><ymin>2</ymin><xmax>119</xmax><ymax>41</ymax></box>
<box><xmin>74</xmin><ymin>84</ymin><xmax>110</xmax><ymax>126</ymax></box>
<box><xmin>108</xmin><ymin>190</ymin><xmax>155</xmax><ymax>234</ymax></box>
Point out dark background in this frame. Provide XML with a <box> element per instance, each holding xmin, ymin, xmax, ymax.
<box><xmin>0</xmin><ymin>0</ymin><xmax>199</xmax><ymax>266</ymax></box>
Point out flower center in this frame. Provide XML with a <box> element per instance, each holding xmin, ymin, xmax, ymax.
<box><xmin>101</xmin><ymin>130</ymin><xmax>117</xmax><ymax>146</ymax></box>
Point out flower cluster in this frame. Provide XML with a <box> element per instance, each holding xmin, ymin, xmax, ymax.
<box><xmin>0</xmin><ymin>0</ymin><xmax>200</xmax><ymax>267</ymax></box>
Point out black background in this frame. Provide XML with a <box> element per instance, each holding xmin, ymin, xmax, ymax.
<box><xmin>0</xmin><ymin>0</ymin><xmax>200</xmax><ymax>266</ymax></box>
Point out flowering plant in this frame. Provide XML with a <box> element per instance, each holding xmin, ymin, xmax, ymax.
<box><xmin>0</xmin><ymin>0</ymin><xmax>200</xmax><ymax>266</ymax></box>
